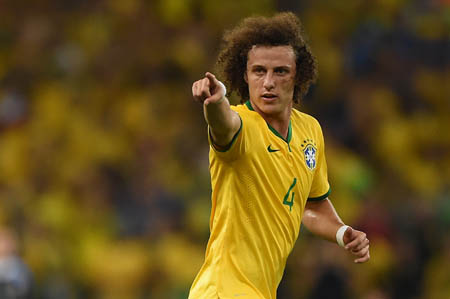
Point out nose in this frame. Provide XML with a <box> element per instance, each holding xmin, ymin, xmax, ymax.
<box><xmin>263</xmin><ymin>71</ymin><xmax>275</xmax><ymax>90</ymax></box>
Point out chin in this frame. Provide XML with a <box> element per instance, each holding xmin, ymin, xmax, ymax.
<box><xmin>257</xmin><ymin>100</ymin><xmax>283</xmax><ymax>115</ymax></box>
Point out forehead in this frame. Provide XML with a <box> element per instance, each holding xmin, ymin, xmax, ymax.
<box><xmin>247</xmin><ymin>45</ymin><xmax>296</xmax><ymax>67</ymax></box>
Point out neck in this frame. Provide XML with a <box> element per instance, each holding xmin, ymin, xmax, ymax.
<box><xmin>251</xmin><ymin>102</ymin><xmax>292</xmax><ymax>140</ymax></box>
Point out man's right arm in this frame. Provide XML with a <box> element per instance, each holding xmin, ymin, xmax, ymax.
<box><xmin>192</xmin><ymin>72</ymin><xmax>241</xmax><ymax>148</ymax></box>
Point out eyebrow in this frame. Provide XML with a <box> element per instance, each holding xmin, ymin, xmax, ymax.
<box><xmin>249</xmin><ymin>64</ymin><xmax>292</xmax><ymax>69</ymax></box>
<box><xmin>274</xmin><ymin>66</ymin><xmax>290</xmax><ymax>70</ymax></box>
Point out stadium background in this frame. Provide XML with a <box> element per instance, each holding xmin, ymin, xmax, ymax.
<box><xmin>0</xmin><ymin>0</ymin><xmax>448</xmax><ymax>298</ymax></box>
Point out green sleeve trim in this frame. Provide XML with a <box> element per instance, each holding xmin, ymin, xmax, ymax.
<box><xmin>209</xmin><ymin>116</ymin><xmax>243</xmax><ymax>152</ymax></box>
<box><xmin>307</xmin><ymin>188</ymin><xmax>331</xmax><ymax>201</ymax></box>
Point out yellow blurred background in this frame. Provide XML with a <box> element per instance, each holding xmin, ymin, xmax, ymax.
<box><xmin>0</xmin><ymin>0</ymin><xmax>448</xmax><ymax>298</ymax></box>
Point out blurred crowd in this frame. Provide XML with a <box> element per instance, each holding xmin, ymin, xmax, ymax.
<box><xmin>0</xmin><ymin>0</ymin><xmax>448</xmax><ymax>298</ymax></box>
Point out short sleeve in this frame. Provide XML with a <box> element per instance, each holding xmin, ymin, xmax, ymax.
<box><xmin>208</xmin><ymin>108</ymin><xmax>246</xmax><ymax>162</ymax></box>
<box><xmin>308</xmin><ymin>121</ymin><xmax>331</xmax><ymax>201</ymax></box>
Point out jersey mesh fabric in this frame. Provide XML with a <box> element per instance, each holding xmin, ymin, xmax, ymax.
<box><xmin>189</xmin><ymin>103</ymin><xmax>330</xmax><ymax>299</ymax></box>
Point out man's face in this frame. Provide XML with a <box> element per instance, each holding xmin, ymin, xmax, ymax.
<box><xmin>245</xmin><ymin>45</ymin><xmax>296</xmax><ymax>117</ymax></box>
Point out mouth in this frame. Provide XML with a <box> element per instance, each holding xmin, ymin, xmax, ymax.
<box><xmin>261</xmin><ymin>93</ymin><xmax>278</xmax><ymax>101</ymax></box>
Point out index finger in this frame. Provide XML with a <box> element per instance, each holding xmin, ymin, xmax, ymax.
<box><xmin>205</xmin><ymin>72</ymin><xmax>218</xmax><ymax>87</ymax></box>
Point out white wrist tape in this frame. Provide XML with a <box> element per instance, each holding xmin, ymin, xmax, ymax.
<box><xmin>217</xmin><ymin>80</ymin><xmax>227</xmax><ymax>97</ymax></box>
<box><xmin>336</xmin><ymin>225</ymin><xmax>350</xmax><ymax>247</ymax></box>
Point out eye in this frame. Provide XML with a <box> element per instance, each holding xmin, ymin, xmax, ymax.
<box><xmin>275</xmin><ymin>68</ymin><xmax>288</xmax><ymax>74</ymax></box>
<box><xmin>252</xmin><ymin>67</ymin><xmax>266</xmax><ymax>75</ymax></box>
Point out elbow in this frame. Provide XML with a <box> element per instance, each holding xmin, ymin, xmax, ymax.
<box><xmin>302</xmin><ymin>208</ymin><xmax>318</xmax><ymax>230</ymax></box>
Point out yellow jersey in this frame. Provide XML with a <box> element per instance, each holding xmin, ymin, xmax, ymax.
<box><xmin>189</xmin><ymin>101</ymin><xmax>330</xmax><ymax>299</ymax></box>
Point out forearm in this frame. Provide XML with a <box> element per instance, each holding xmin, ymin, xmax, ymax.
<box><xmin>302</xmin><ymin>199</ymin><xmax>345</xmax><ymax>243</ymax></box>
<box><xmin>204</xmin><ymin>98</ymin><xmax>240</xmax><ymax>147</ymax></box>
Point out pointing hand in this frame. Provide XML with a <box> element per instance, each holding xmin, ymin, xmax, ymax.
<box><xmin>192</xmin><ymin>72</ymin><xmax>227</xmax><ymax>105</ymax></box>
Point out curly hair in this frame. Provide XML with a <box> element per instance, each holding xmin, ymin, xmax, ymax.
<box><xmin>217</xmin><ymin>12</ymin><xmax>318</xmax><ymax>104</ymax></box>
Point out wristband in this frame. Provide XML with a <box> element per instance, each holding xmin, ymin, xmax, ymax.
<box><xmin>217</xmin><ymin>80</ymin><xmax>227</xmax><ymax>98</ymax></box>
<box><xmin>336</xmin><ymin>225</ymin><xmax>350</xmax><ymax>247</ymax></box>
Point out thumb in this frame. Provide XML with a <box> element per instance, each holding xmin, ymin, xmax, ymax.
<box><xmin>343</xmin><ymin>226</ymin><xmax>354</xmax><ymax>245</ymax></box>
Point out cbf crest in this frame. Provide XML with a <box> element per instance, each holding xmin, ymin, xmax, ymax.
<box><xmin>301</xmin><ymin>139</ymin><xmax>317</xmax><ymax>170</ymax></box>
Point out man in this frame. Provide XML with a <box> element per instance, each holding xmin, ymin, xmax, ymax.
<box><xmin>0</xmin><ymin>228</ymin><xmax>32</xmax><ymax>299</ymax></box>
<box><xmin>189</xmin><ymin>12</ymin><xmax>370</xmax><ymax>299</ymax></box>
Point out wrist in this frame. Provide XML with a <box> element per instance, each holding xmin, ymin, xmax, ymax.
<box><xmin>217</xmin><ymin>80</ymin><xmax>227</xmax><ymax>97</ymax></box>
<box><xmin>204</xmin><ymin>95</ymin><xmax>227</xmax><ymax>108</ymax></box>
<box><xmin>216</xmin><ymin>80</ymin><xmax>227</xmax><ymax>104</ymax></box>
<box><xmin>336</xmin><ymin>225</ymin><xmax>349</xmax><ymax>247</ymax></box>
<box><xmin>216</xmin><ymin>95</ymin><xmax>225</xmax><ymax>105</ymax></box>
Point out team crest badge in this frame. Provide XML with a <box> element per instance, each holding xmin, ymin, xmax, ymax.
<box><xmin>302</xmin><ymin>139</ymin><xmax>317</xmax><ymax>170</ymax></box>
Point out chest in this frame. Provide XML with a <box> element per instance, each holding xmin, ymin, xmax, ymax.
<box><xmin>248</xmin><ymin>125</ymin><xmax>319</xmax><ymax>201</ymax></box>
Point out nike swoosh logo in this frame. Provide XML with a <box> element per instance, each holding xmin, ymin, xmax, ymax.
<box><xmin>267</xmin><ymin>145</ymin><xmax>280</xmax><ymax>152</ymax></box>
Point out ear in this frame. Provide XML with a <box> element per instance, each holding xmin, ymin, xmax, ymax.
<box><xmin>244</xmin><ymin>71</ymin><xmax>248</xmax><ymax>84</ymax></box>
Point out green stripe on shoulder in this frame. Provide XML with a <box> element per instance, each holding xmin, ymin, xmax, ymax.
<box><xmin>307</xmin><ymin>188</ymin><xmax>331</xmax><ymax>201</ymax></box>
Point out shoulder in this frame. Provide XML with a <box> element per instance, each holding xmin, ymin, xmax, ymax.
<box><xmin>231</xmin><ymin>103</ymin><xmax>252</xmax><ymax>115</ymax></box>
<box><xmin>230</xmin><ymin>104</ymin><xmax>246</xmax><ymax>113</ymax></box>
<box><xmin>231</xmin><ymin>104</ymin><xmax>262</xmax><ymax>124</ymax></box>
<box><xmin>291</xmin><ymin>108</ymin><xmax>322</xmax><ymax>131</ymax></box>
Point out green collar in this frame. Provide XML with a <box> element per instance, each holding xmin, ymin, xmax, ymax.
<box><xmin>245</xmin><ymin>100</ymin><xmax>292</xmax><ymax>144</ymax></box>
<box><xmin>245</xmin><ymin>100</ymin><xmax>254</xmax><ymax>111</ymax></box>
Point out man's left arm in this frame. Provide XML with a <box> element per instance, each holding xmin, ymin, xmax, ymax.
<box><xmin>302</xmin><ymin>198</ymin><xmax>370</xmax><ymax>263</ymax></box>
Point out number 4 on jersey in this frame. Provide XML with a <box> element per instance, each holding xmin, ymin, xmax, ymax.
<box><xmin>283</xmin><ymin>178</ymin><xmax>297</xmax><ymax>211</ymax></box>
